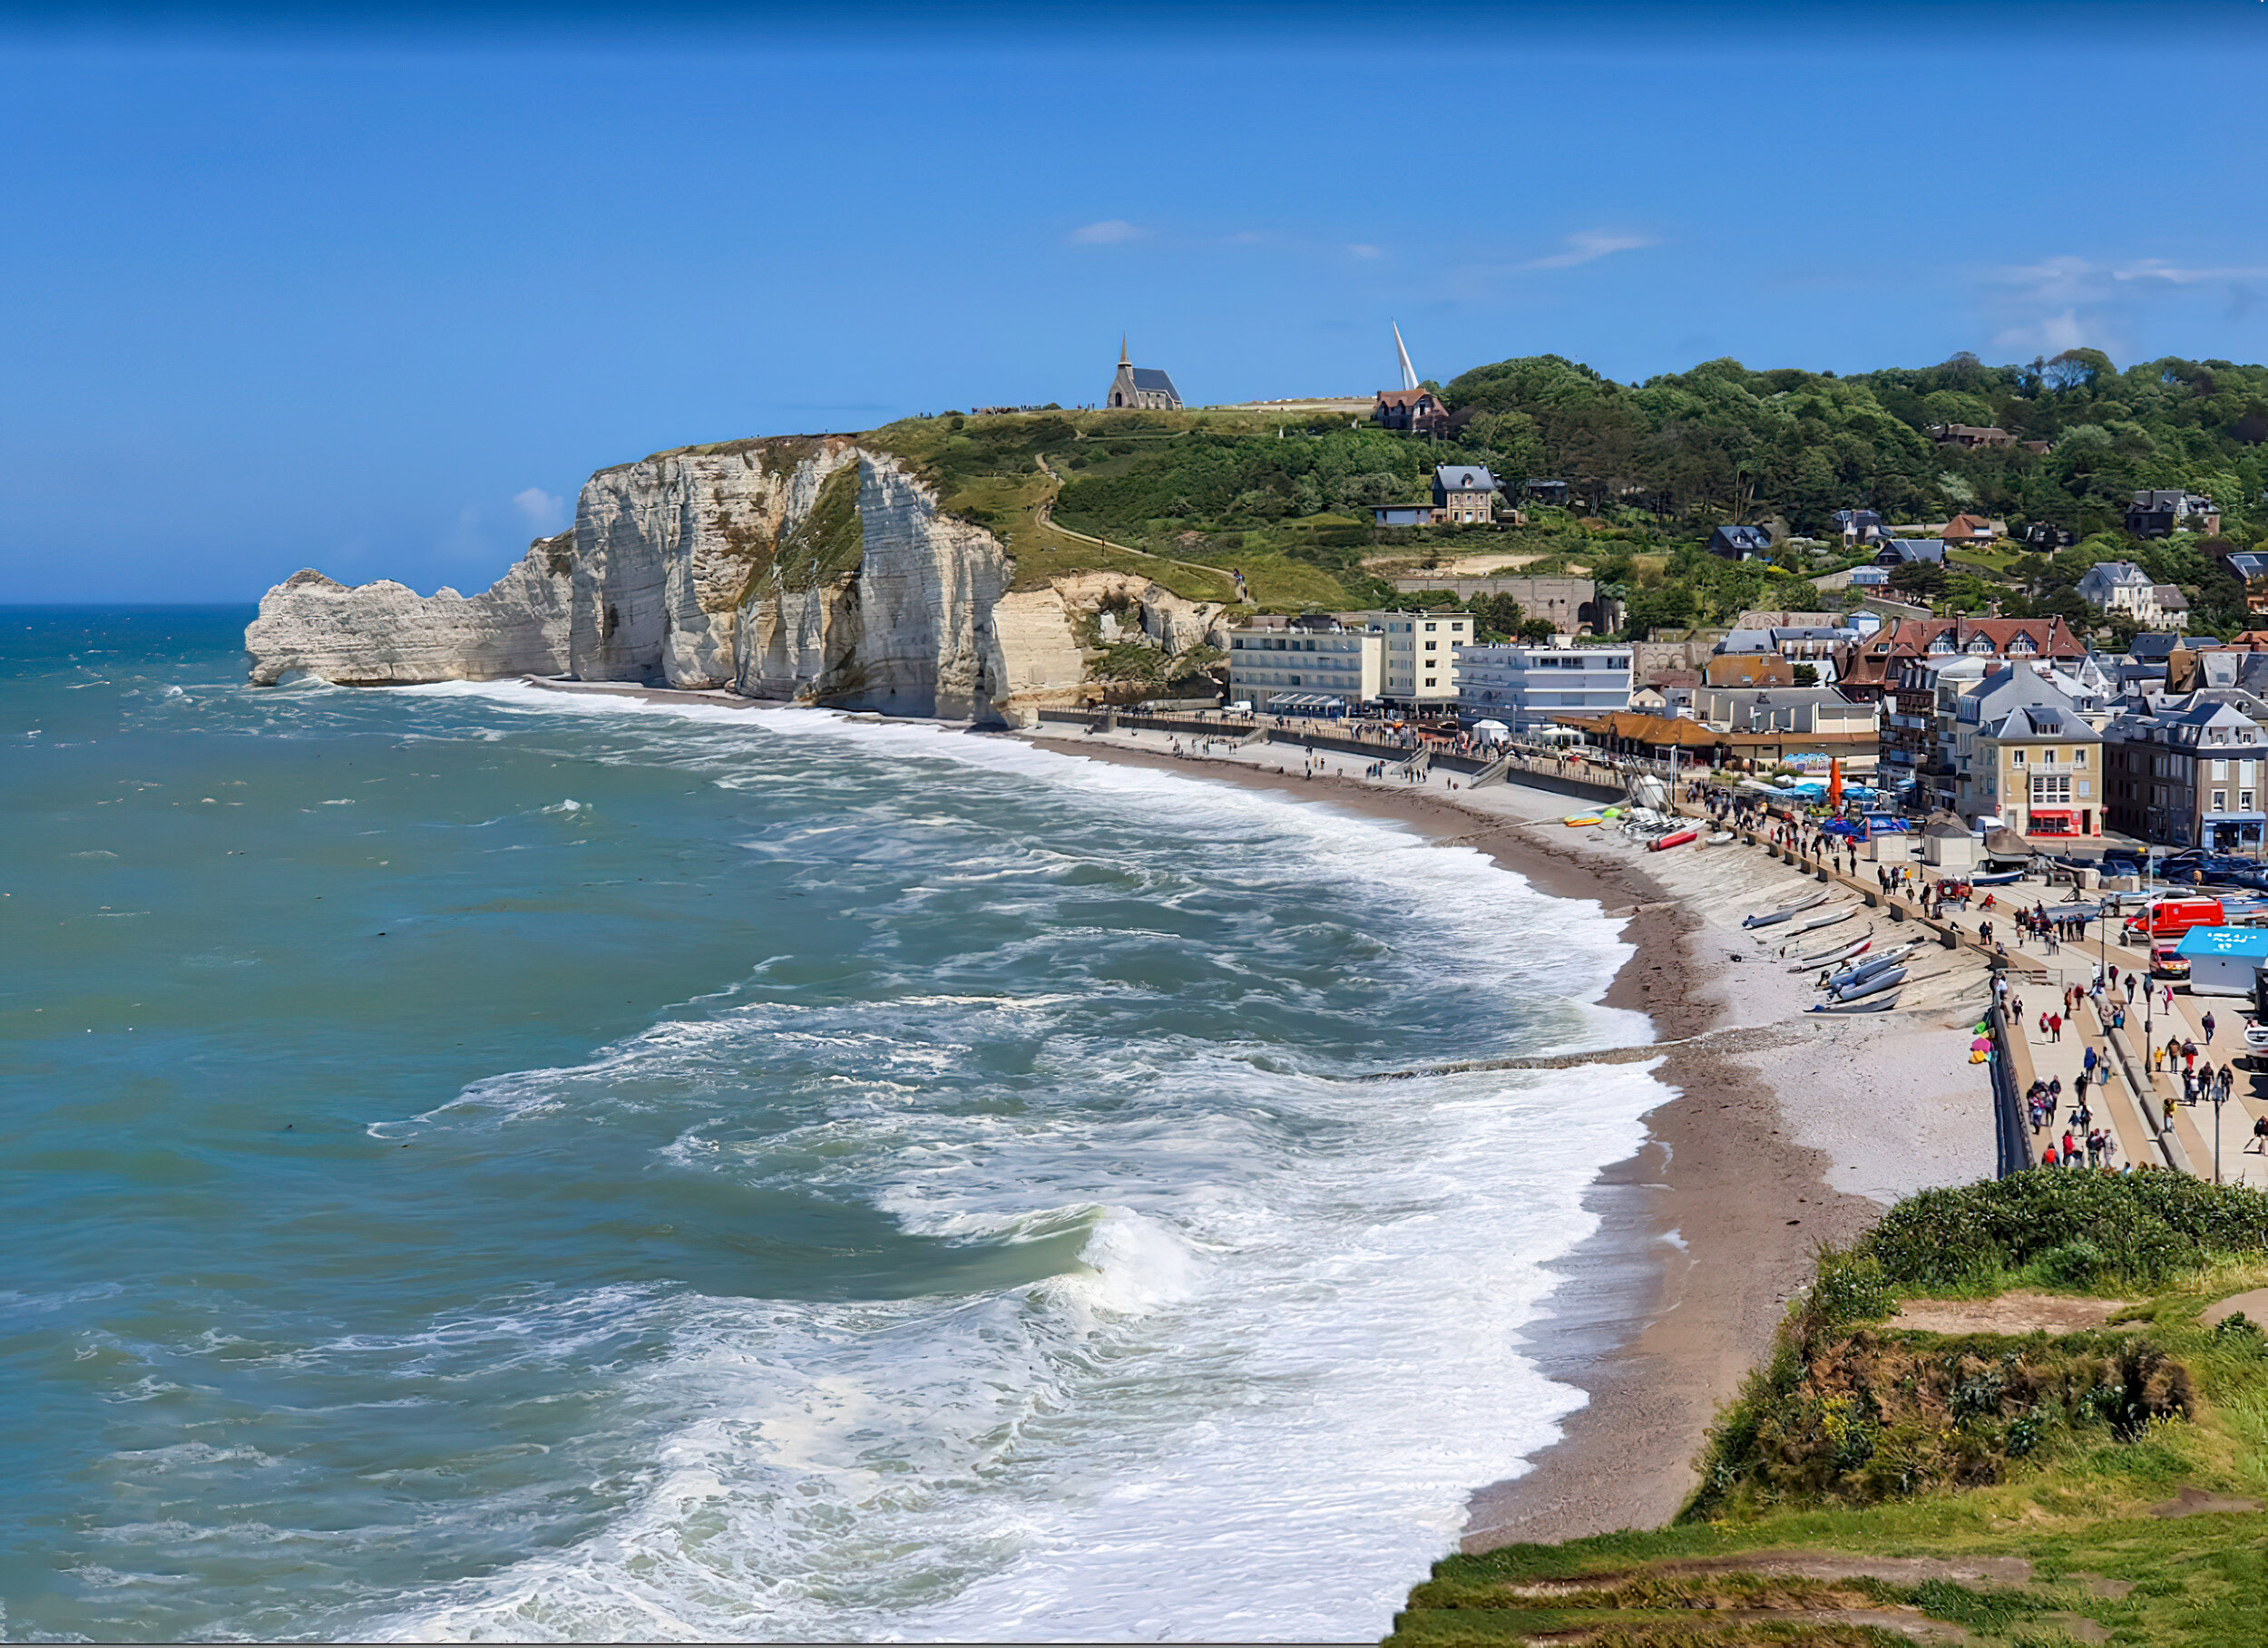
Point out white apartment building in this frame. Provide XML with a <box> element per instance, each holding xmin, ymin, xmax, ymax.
<box><xmin>1225</xmin><ymin>619</ymin><xmax>1383</xmax><ymax>711</ymax></box>
<box><xmin>1456</xmin><ymin>639</ymin><xmax>1633</xmax><ymax>731</ymax></box>
<box><xmin>1348</xmin><ymin>610</ymin><xmax>1471</xmax><ymax>705</ymax></box>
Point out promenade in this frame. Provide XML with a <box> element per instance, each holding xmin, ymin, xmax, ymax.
<box><xmin>1701</xmin><ymin>805</ymin><xmax>2268</xmax><ymax>1188</ymax></box>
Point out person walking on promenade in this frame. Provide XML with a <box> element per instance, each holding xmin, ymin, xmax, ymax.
<box><xmin>2126</xmin><ymin>973</ymin><xmax>2138</xmax><ymax>1005</ymax></box>
<box><xmin>2204</xmin><ymin>1009</ymin><xmax>2216</xmax><ymax>1048</ymax></box>
<box><xmin>2185</xmin><ymin>1038</ymin><xmax>2199</xmax><ymax>1075</ymax></box>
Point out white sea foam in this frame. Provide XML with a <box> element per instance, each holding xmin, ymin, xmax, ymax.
<box><xmin>351</xmin><ymin>685</ymin><xmax>1668</xmax><ymax>1642</ymax></box>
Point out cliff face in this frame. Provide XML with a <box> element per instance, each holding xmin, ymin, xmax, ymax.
<box><xmin>245</xmin><ymin>438</ymin><xmax>1227</xmax><ymax>724</ymax></box>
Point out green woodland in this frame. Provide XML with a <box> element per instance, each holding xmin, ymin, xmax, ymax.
<box><xmin>861</xmin><ymin>348</ymin><xmax>2268</xmax><ymax>639</ymax></box>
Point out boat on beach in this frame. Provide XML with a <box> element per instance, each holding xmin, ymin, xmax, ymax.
<box><xmin>1706</xmin><ymin>830</ymin><xmax>1735</xmax><ymax>844</ymax></box>
<box><xmin>1821</xmin><ymin>944</ymin><xmax>1921</xmax><ymax>991</ymax></box>
<box><xmin>1562</xmin><ymin>814</ymin><xmax>1602</xmax><ymax>827</ymax></box>
<box><xmin>1786</xmin><ymin>933</ymin><xmax>1872</xmax><ymax>970</ymax></box>
<box><xmin>1781</xmin><ymin>904</ymin><xmax>1857</xmax><ymax>938</ymax></box>
<box><xmin>1831</xmin><ymin>966</ymin><xmax>1909</xmax><ymax>1003</ymax></box>
<box><xmin>1649</xmin><ymin>828</ymin><xmax>1698</xmax><ymax>851</ymax></box>
<box><xmin>1969</xmin><ymin>869</ymin><xmax>2026</xmax><ymax>886</ymax></box>
<box><xmin>1742</xmin><ymin>891</ymin><xmax>1829</xmax><ymax>930</ymax></box>
<box><xmin>1809</xmin><ymin>990</ymin><xmax>1902</xmax><ymax>1014</ymax></box>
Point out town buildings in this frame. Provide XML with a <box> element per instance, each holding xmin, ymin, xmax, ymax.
<box><xmin>1224</xmin><ymin>617</ymin><xmax>1381</xmax><ymax>711</ymax></box>
<box><xmin>1455</xmin><ymin>639</ymin><xmax>1632</xmax><ymax>731</ymax></box>
<box><xmin>1350</xmin><ymin>609</ymin><xmax>1472</xmax><ymax>705</ymax></box>
<box><xmin>1104</xmin><ymin>338</ymin><xmax>1182</xmax><ymax>411</ymax></box>
<box><xmin>1834</xmin><ymin>616</ymin><xmax>2087</xmax><ymax>703</ymax></box>
<box><xmin>1960</xmin><ymin>703</ymin><xmax>2104</xmax><ymax>839</ymax></box>
<box><xmin>2101</xmin><ymin>697</ymin><xmax>2268</xmax><ymax>850</ymax></box>
<box><xmin>1692</xmin><ymin>686</ymin><xmax>1878</xmax><ymax>740</ymax></box>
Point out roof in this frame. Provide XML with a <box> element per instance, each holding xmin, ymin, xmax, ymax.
<box><xmin>1127</xmin><ymin>366</ymin><xmax>1178</xmax><ymax>395</ymax></box>
<box><xmin>1941</xmin><ymin>512</ymin><xmax>1994</xmax><ymax>537</ymax></box>
<box><xmin>1434</xmin><ymin>464</ymin><xmax>1498</xmax><ymax>492</ymax></box>
<box><xmin>1710</xmin><ymin>524</ymin><xmax>1773</xmax><ymax>551</ymax></box>
<box><xmin>2082</xmin><ymin>560</ymin><xmax>2151</xmax><ymax>586</ymax></box>
<box><xmin>2175</xmin><ymin>926</ymin><xmax>2268</xmax><ymax>961</ymax></box>
<box><xmin>1881</xmin><ymin>538</ymin><xmax>1947</xmax><ymax>563</ymax></box>
<box><xmin>1374</xmin><ymin>387</ymin><xmax>1437</xmax><ymax>408</ymax></box>
<box><xmin>1988</xmin><ymin>704</ymin><xmax>2097</xmax><ymax>740</ymax></box>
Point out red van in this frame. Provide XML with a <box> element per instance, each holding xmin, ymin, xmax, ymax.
<box><xmin>2124</xmin><ymin>897</ymin><xmax>2225</xmax><ymax>945</ymax></box>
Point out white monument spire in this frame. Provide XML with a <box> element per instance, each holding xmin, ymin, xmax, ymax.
<box><xmin>1392</xmin><ymin>319</ymin><xmax>1420</xmax><ymax>392</ymax></box>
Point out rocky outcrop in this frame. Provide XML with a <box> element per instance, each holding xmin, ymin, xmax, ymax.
<box><xmin>245</xmin><ymin>437</ymin><xmax>1227</xmax><ymax>723</ymax></box>
<box><xmin>245</xmin><ymin>540</ymin><xmax>576</xmax><ymax>685</ymax></box>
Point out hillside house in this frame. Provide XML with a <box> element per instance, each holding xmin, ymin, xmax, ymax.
<box><xmin>1706</xmin><ymin>524</ymin><xmax>1774</xmax><ymax>561</ymax></box>
<box><xmin>1431</xmin><ymin>465</ymin><xmax>1498</xmax><ymax>525</ymax></box>
<box><xmin>1832</xmin><ymin>508</ymin><xmax>1890</xmax><ymax>547</ymax></box>
<box><xmin>1940</xmin><ymin>513</ymin><xmax>1997</xmax><ymax>547</ymax></box>
<box><xmin>1874</xmin><ymin>538</ymin><xmax>1947</xmax><ymax>568</ymax></box>
<box><xmin>2126</xmin><ymin>489</ymin><xmax>2220</xmax><ymax>540</ymax></box>
<box><xmin>1371</xmin><ymin>387</ymin><xmax>1451</xmax><ymax>434</ymax></box>
<box><xmin>1931</xmin><ymin>424</ymin><xmax>2017</xmax><ymax>449</ymax></box>
<box><xmin>2075</xmin><ymin>561</ymin><xmax>2188</xmax><ymax>629</ymax></box>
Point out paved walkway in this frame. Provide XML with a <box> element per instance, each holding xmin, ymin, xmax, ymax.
<box><xmin>1699</xmin><ymin>812</ymin><xmax>2268</xmax><ymax>1187</ymax></box>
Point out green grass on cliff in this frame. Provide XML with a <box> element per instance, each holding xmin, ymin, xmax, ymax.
<box><xmin>1391</xmin><ymin>1175</ymin><xmax>2268</xmax><ymax>1647</ymax></box>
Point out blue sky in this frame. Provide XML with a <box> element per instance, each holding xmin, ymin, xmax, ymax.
<box><xmin>5</xmin><ymin>1</ymin><xmax>2268</xmax><ymax>602</ymax></box>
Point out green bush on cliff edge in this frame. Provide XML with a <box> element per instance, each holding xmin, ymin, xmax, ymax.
<box><xmin>1389</xmin><ymin>1173</ymin><xmax>2268</xmax><ymax>1648</ymax></box>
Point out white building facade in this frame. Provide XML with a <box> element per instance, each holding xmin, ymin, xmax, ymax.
<box><xmin>1456</xmin><ymin>639</ymin><xmax>1633</xmax><ymax>731</ymax></box>
<box><xmin>1225</xmin><ymin>621</ymin><xmax>1383</xmax><ymax>710</ymax></box>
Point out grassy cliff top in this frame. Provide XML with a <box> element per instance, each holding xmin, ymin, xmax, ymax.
<box><xmin>1393</xmin><ymin>1173</ymin><xmax>2268</xmax><ymax>1647</ymax></box>
<box><xmin>598</xmin><ymin>346</ymin><xmax>2268</xmax><ymax>633</ymax></box>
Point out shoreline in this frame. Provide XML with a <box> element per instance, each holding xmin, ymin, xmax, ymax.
<box><xmin>498</xmin><ymin>680</ymin><xmax>1994</xmax><ymax>1552</ymax></box>
<box><xmin>1015</xmin><ymin>726</ymin><xmax>1990</xmax><ymax>1549</ymax></box>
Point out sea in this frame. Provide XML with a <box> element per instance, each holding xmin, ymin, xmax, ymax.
<box><xmin>0</xmin><ymin>607</ymin><xmax>1668</xmax><ymax>1643</ymax></box>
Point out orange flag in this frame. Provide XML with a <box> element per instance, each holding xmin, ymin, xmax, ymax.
<box><xmin>1827</xmin><ymin>758</ymin><xmax>1843</xmax><ymax>807</ymax></box>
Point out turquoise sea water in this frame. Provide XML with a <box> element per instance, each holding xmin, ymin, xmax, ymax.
<box><xmin>1</xmin><ymin>608</ymin><xmax>1664</xmax><ymax>1643</ymax></box>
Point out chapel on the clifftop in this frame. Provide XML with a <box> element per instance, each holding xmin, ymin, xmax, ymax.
<box><xmin>1105</xmin><ymin>337</ymin><xmax>1182</xmax><ymax>411</ymax></box>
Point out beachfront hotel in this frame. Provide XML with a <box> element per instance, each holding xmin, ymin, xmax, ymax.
<box><xmin>1346</xmin><ymin>609</ymin><xmax>1471</xmax><ymax>706</ymax></box>
<box><xmin>1455</xmin><ymin>639</ymin><xmax>1633</xmax><ymax>733</ymax></box>
<box><xmin>1225</xmin><ymin>616</ymin><xmax>1383</xmax><ymax>712</ymax></box>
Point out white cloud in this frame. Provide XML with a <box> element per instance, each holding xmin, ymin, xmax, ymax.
<box><xmin>2114</xmin><ymin>259</ymin><xmax>2268</xmax><ymax>287</ymax></box>
<box><xmin>1070</xmin><ymin>219</ymin><xmax>1141</xmax><ymax>246</ymax></box>
<box><xmin>513</xmin><ymin>487</ymin><xmax>567</xmax><ymax>531</ymax></box>
<box><xmin>1346</xmin><ymin>242</ymin><xmax>1384</xmax><ymax>260</ymax></box>
<box><xmin>1520</xmin><ymin>229</ymin><xmax>1657</xmax><ymax>271</ymax></box>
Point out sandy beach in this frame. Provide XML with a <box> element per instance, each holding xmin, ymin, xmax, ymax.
<box><xmin>1014</xmin><ymin>720</ymin><xmax>1999</xmax><ymax>1547</ymax></box>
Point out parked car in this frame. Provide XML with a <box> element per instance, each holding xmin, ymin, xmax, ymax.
<box><xmin>2151</xmin><ymin>940</ymin><xmax>2191</xmax><ymax>980</ymax></box>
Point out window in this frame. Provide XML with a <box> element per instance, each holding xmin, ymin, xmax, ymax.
<box><xmin>2074</xmin><ymin>749</ymin><xmax>2086</xmax><ymax>766</ymax></box>
<box><xmin>2214</xmin><ymin>790</ymin><xmax>2228</xmax><ymax>812</ymax></box>
<box><xmin>2245</xmin><ymin>791</ymin><xmax>2257</xmax><ymax>812</ymax></box>
<box><xmin>2032</xmin><ymin>773</ymin><xmax>2071</xmax><ymax>804</ymax></box>
<box><xmin>2214</xmin><ymin>759</ymin><xmax>2230</xmax><ymax>780</ymax></box>
<box><xmin>1423</xmin><ymin>622</ymin><xmax>1437</xmax><ymax>632</ymax></box>
<box><xmin>2011</xmin><ymin>748</ymin><xmax>2025</xmax><ymax>765</ymax></box>
<box><xmin>1423</xmin><ymin>677</ymin><xmax>1436</xmax><ymax>687</ymax></box>
<box><xmin>1425</xmin><ymin>640</ymin><xmax>1437</xmax><ymax>652</ymax></box>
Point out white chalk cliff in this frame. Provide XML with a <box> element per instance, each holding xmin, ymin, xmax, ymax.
<box><xmin>245</xmin><ymin>437</ymin><xmax>1227</xmax><ymax>725</ymax></box>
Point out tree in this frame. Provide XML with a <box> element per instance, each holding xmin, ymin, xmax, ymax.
<box><xmin>1792</xmin><ymin>662</ymin><xmax>1820</xmax><ymax>687</ymax></box>
<box><xmin>1889</xmin><ymin>560</ymin><xmax>1948</xmax><ymax>601</ymax></box>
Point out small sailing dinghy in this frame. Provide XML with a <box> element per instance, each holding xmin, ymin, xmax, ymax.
<box><xmin>1742</xmin><ymin>891</ymin><xmax>1829</xmax><ymax>930</ymax></box>
<box><xmin>1809</xmin><ymin>990</ymin><xmax>1901</xmax><ymax>1014</ymax></box>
